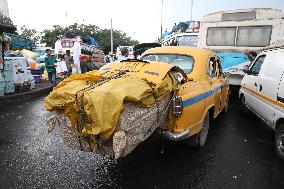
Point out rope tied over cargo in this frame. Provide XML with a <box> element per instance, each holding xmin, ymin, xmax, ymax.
<box><xmin>75</xmin><ymin>70</ymin><xmax>127</xmax><ymax>151</ymax></box>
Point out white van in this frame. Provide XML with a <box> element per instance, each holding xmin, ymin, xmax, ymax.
<box><xmin>239</xmin><ymin>44</ymin><xmax>284</xmax><ymax>160</ymax></box>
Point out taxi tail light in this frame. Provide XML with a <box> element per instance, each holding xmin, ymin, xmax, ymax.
<box><xmin>172</xmin><ymin>96</ymin><xmax>183</xmax><ymax>117</ymax></box>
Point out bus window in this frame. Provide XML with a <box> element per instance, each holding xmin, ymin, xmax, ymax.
<box><xmin>236</xmin><ymin>26</ymin><xmax>272</xmax><ymax>47</ymax></box>
<box><xmin>206</xmin><ymin>27</ymin><xmax>236</xmax><ymax>46</ymax></box>
<box><xmin>221</xmin><ymin>11</ymin><xmax>256</xmax><ymax>21</ymax></box>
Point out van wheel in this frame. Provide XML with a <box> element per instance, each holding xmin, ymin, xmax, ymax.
<box><xmin>184</xmin><ymin>112</ymin><xmax>210</xmax><ymax>147</ymax></box>
<box><xmin>240</xmin><ymin>95</ymin><xmax>248</xmax><ymax>115</ymax></box>
<box><xmin>275</xmin><ymin>124</ymin><xmax>284</xmax><ymax>160</ymax></box>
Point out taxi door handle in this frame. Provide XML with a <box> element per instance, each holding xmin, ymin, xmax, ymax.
<box><xmin>259</xmin><ymin>84</ymin><xmax>263</xmax><ymax>92</ymax></box>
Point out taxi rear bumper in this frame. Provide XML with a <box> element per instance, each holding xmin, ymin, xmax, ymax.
<box><xmin>162</xmin><ymin>129</ymin><xmax>190</xmax><ymax>141</ymax></box>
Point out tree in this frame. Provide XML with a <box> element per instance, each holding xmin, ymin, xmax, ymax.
<box><xmin>41</xmin><ymin>25</ymin><xmax>65</xmax><ymax>48</ymax></box>
<box><xmin>19</xmin><ymin>25</ymin><xmax>40</xmax><ymax>44</ymax></box>
<box><xmin>0</xmin><ymin>13</ymin><xmax>15</xmax><ymax>27</ymax></box>
<box><xmin>97</xmin><ymin>29</ymin><xmax>139</xmax><ymax>54</ymax></box>
<box><xmin>40</xmin><ymin>23</ymin><xmax>139</xmax><ymax>53</ymax></box>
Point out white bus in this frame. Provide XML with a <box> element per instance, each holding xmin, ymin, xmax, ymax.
<box><xmin>198</xmin><ymin>8</ymin><xmax>284</xmax><ymax>50</ymax></box>
<box><xmin>198</xmin><ymin>8</ymin><xmax>284</xmax><ymax>86</ymax></box>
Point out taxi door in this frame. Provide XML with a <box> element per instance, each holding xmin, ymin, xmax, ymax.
<box><xmin>208</xmin><ymin>57</ymin><xmax>224</xmax><ymax>116</ymax></box>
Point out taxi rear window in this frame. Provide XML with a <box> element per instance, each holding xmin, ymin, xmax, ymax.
<box><xmin>141</xmin><ymin>54</ymin><xmax>194</xmax><ymax>74</ymax></box>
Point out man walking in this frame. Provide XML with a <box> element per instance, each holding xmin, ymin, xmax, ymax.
<box><xmin>44</xmin><ymin>49</ymin><xmax>57</xmax><ymax>86</ymax></box>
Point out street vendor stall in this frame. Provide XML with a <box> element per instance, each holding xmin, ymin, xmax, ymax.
<box><xmin>0</xmin><ymin>31</ymin><xmax>36</xmax><ymax>95</ymax></box>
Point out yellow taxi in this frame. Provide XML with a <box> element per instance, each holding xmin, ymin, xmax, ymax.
<box><xmin>141</xmin><ymin>46</ymin><xmax>230</xmax><ymax>147</ymax></box>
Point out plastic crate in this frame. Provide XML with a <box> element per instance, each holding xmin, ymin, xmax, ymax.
<box><xmin>33</xmin><ymin>75</ymin><xmax>42</xmax><ymax>83</ymax></box>
<box><xmin>31</xmin><ymin>68</ymin><xmax>44</xmax><ymax>75</ymax></box>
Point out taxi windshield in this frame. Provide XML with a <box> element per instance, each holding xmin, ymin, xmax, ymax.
<box><xmin>141</xmin><ymin>54</ymin><xmax>194</xmax><ymax>74</ymax></box>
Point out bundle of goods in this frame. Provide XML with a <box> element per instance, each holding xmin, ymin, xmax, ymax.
<box><xmin>5</xmin><ymin>57</ymin><xmax>30</xmax><ymax>92</ymax></box>
<box><xmin>3</xmin><ymin>61</ymin><xmax>15</xmax><ymax>94</ymax></box>
<box><xmin>27</xmin><ymin>70</ymin><xmax>35</xmax><ymax>89</ymax></box>
<box><xmin>55</xmin><ymin>60</ymin><xmax>68</xmax><ymax>77</ymax></box>
<box><xmin>20</xmin><ymin>49</ymin><xmax>37</xmax><ymax>60</ymax></box>
<box><xmin>186</xmin><ymin>21</ymin><xmax>200</xmax><ymax>33</ymax></box>
<box><xmin>45</xmin><ymin>61</ymin><xmax>183</xmax><ymax>159</ymax></box>
<box><xmin>170</xmin><ymin>21</ymin><xmax>200</xmax><ymax>35</ymax></box>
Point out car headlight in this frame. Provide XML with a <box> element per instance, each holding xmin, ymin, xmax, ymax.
<box><xmin>172</xmin><ymin>96</ymin><xmax>183</xmax><ymax>117</ymax></box>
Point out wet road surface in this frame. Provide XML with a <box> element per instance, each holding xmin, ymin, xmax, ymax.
<box><xmin>0</xmin><ymin>95</ymin><xmax>284</xmax><ymax>189</ymax></box>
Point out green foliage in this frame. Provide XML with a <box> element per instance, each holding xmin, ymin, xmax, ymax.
<box><xmin>19</xmin><ymin>25</ymin><xmax>40</xmax><ymax>44</ymax></box>
<box><xmin>0</xmin><ymin>13</ymin><xmax>15</xmax><ymax>27</ymax></box>
<box><xmin>40</xmin><ymin>23</ymin><xmax>139</xmax><ymax>53</ymax></box>
<box><xmin>41</xmin><ymin>25</ymin><xmax>65</xmax><ymax>48</ymax></box>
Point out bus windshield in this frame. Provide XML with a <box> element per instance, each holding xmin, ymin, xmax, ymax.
<box><xmin>176</xmin><ymin>35</ymin><xmax>198</xmax><ymax>46</ymax></box>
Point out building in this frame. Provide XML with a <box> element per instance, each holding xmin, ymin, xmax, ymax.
<box><xmin>0</xmin><ymin>0</ymin><xmax>9</xmax><ymax>17</ymax></box>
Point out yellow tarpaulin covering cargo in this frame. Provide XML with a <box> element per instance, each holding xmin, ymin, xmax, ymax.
<box><xmin>44</xmin><ymin>61</ymin><xmax>179</xmax><ymax>154</ymax></box>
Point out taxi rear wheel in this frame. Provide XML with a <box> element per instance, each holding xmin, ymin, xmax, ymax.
<box><xmin>184</xmin><ymin>112</ymin><xmax>210</xmax><ymax>148</ymax></box>
<box><xmin>275</xmin><ymin>124</ymin><xmax>284</xmax><ymax>161</ymax></box>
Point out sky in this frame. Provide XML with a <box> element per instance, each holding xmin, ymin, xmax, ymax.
<box><xmin>7</xmin><ymin>0</ymin><xmax>284</xmax><ymax>43</ymax></box>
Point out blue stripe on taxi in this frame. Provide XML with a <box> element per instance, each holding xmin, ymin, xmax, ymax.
<box><xmin>183</xmin><ymin>85</ymin><xmax>225</xmax><ymax>107</ymax></box>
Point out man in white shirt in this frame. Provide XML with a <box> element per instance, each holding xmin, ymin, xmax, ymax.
<box><xmin>72</xmin><ymin>36</ymin><xmax>82</xmax><ymax>73</ymax></box>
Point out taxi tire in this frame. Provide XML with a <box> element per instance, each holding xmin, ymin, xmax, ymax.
<box><xmin>275</xmin><ymin>124</ymin><xmax>284</xmax><ymax>161</ymax></box>
<box><xmin>185</xmin><ymin>112</ymin><xmax>210</xmax><ymax>148</ymax></box>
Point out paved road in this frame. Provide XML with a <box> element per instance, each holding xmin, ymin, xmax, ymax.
<box><xmin>0</xmin><ymin>95</ymin><xmax>284</xmax><ymax>189</ymax></box>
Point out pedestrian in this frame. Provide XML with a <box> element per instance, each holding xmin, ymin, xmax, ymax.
<box><xmin>118</xmin><ymin>47</ymin><xmax>129</xmax><ymax>61</ymax></box>
<box><xmin>72</xmin><ymin>36</ymin><xmax>82</xmax><ymax>74</ymax></box>
<box><xmin>91</xmin><ymin>52</ymin><xmax>105</xmax><ymax>70</ymax></box>
<box><xmin>44</xmin><ymin>49</ymin><xmax>57</xmax><ymax>86</ymax></box>
<box><xmin>248</xmin><ymin>51</ymin><xmax>257</xmax><ymax>62</ymax></box>
<box><xmin>80</xmin><ymin>55</ymin><xmax>89</xmax><ymax>74</ymax></box>
<box><xmin>64</xmin><ymin>50</ymin><xmax>74</xmax><ymax>76</ymax></box>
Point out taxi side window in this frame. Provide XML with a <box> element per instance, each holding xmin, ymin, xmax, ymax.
<box><xmin>250</xmin><ymin>55</ymin><xmax>266</xmax><ymax>75</ymax></box>
<box><xmin>216</xmin><ymin>59</ymin><xmax>223</xmax><ymax>78</ymax></box>
<box><xmin>208</xmin><ymin>57</ymin><xmax>217</xmax><ymax>77</ymax></box>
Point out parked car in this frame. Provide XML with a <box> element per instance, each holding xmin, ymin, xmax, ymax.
<box><xmin>141</xmin><ymin>46</ymin><xmax>230</xmax><ymax>146</ymax></box>
<box><xmin>239</xmin><ymin>45</ymin><xmax>284</xmax><ymax>160</ymax></box>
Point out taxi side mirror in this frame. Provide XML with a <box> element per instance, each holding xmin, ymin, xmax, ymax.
<box><xmin>243</xmin><ymin>65</ymin><xmax>250</xmax><ymax>74</ymax></box>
